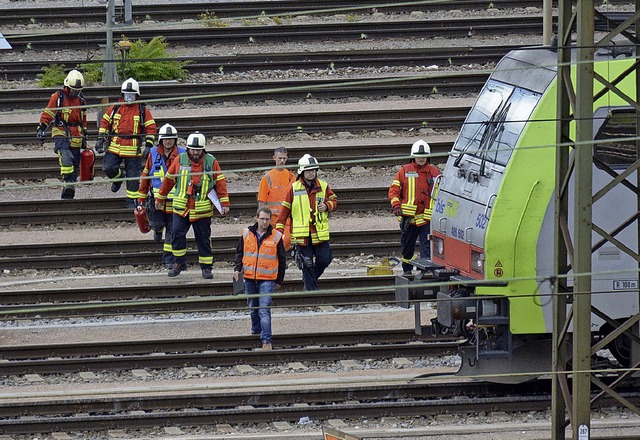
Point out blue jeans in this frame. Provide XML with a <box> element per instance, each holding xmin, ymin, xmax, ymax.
<box><xmin>245</xmin><ymin>279</ymin><xmax>274</xmax><ymax>344</ymax></box>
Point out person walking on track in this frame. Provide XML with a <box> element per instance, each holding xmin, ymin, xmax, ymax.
<box><xmin>388</xmin><ymin>139</ymin><xmax>440</xmax><ymax>275</ymax></box>
<box><xmin>257</xmin><ymin>146</ymin><xmax>296</xmax><ymax>251</ymax></box>
<box><xmin>96</xmin><ymin>77</ymin><xmax>156</xmax><ymax>208</ymax></box>
<box><xmin>155</xmin><ymin>132</ymin><xmax>230</xmax><ymax>279</ymax></box>
<box><xmin>276</xmin><ymin>154</ymin><xmax>338</xmax><ymax>291</ymax></box>
<box><xmin>37</xmin><ymin>69</ymin><xmax>88</xmax><ymax>200</ymax></box>
<box><xmin>234</xmin><ymin>207</ymin><xmax>287</xmax><ymax>351</ymax></box>
<box><xmin>138</xmin><ymin>123</ymin><xmax>185</xmax><ymax>269</ymax></box>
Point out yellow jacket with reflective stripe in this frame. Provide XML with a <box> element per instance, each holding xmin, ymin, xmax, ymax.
<box><xmin>291</xmin><ymin>180</ymin><xmax>329</xmax><ymax>243</ymax></box>
<box><xmin>276</xmin><ymin>177</ymin><xmax>338</xmax><ymax>245</ymax></box>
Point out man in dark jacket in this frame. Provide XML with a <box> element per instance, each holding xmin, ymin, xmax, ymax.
<box><xmin>234</xmin><ymin>207</ymin><xmax>287</xmax><ymax>351</ymax></box>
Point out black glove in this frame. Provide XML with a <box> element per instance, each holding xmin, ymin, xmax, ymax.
<box><xmin>142</xmin><ymin>141</ymin><xmax>153</xmax><ymax>162</ymax></box>
<box><xmin>95</xmin><ymin>137</ymin><xmax>105</xmax><ymax>154</ymax></box>
<box><xmin>292</xmin><ymin>245</ymin><xmax>305</xmax><ymax>270</ymax></box>
<box><xmin>36</xmin><ymin>123</ymin><xmax>47</xmax><ymax>140</ymax></box>
<box><xmin>393</xmin><ymin>206</ymin><xmax>402</xmax><ymax>216</ymax></box>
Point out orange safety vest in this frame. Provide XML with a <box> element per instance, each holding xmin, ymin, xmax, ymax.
<box><xmin>242</xmin><ymin>228</ymin><xmax>283</xmax><ymax>281</ymax></box>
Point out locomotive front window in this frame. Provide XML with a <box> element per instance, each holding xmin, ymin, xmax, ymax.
<box><xmin>455</xmin><ymin>80</ymin><xmax>541</xmax><ymax>166</ymax></box>
<box><xmin>594</xmin><ymin>109</ymin><xmax>637</xmax><ymax>169</ymax></box>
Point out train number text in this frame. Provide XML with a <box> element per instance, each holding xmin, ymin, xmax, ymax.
<box><xmin>475</xmin><ymin>213</ymin><xmax>487</xmax><ymax>230</ymax></box>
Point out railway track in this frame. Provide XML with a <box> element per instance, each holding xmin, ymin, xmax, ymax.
<box><xmin>2</xmin><ymin>99</ymin><xmax>472</xmax><ymax>143</ymax></box>
<box><xmin>2</xmin><ymin>72</ymin><xmax>490</xmax><ymax>111</ymax></box>
<box><xmin>0</xmin><ymin>378</ymin><xmax>546</xmax><ymax>434</ymax></box>
<box><xmin>3</xmin><ymin>16</ymin><xmax>546</xmax><ymax>51</ymax></box>
<box><xmin>0</xmin><ymin>274</ymin><xmax>400</xmax><ymax>318</ymax></box>
<box><xmin>0</xmin><ymin>229</ymin><xmax>401</xmax><ymax>271</ymax></box>
<box><xmin>1</xmin><ymin>46</ymin><xmax>511</xmax><ymax>81</ymax></box>
<box><xmin>2</xmin><ymin>376</ymin><xmax>637</xmax><ymax>436</ymax></box>
<box><xmin>0</xmin><ymin>187</ymin><xmax>392</xmax><ymax>225</ymax></box>
<box><xmin>0</xmin><ymin>328</ymin><xmax>447</xmax><ymax>360</ymax></box>
<box><xmin>0</xmin><ymin>136</ymin><xmax>455</xmax><ymax>181</ymax></box>
<box><xmin>0</xmin><ymin>0</ymin><xmax>569</xmax><ymax>27</ymax></box>
<box><xmin>0</xmin><ymin>331</ymin><xmax>461</xmax><ymax>375</ymax></box>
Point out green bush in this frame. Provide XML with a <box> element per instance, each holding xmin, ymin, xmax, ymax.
<box><xmin>108</xmin><ymin>36</ymin><xmax>190</xmax><ymax>81</ymax></box>
<box><xmin>37</xmin><ymin>64</ymin><xmax>67</xmax><ymax>87</ymax></box>
<box><xmin>37</xmin><ymin>36</ymin><xmax>190</xmax><ymax>87</ymax></box>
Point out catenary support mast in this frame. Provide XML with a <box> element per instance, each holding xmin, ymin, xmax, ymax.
<box><xmin>552</xmin><ymin>1</ymin><xmax>640</xmax><ymax>439</ymax></box>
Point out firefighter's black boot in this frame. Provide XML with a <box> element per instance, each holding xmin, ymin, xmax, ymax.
<box><xmin>201</xmin><ymin>267</ymin><xmax>213</xmax><ymax>279</ymax></box>
<box><xmin>111</xmin><ymin>171</ymin><xmax>125</xmax><ymax>193</ymax></box>
<box><xmin>61</xmin><ymin>187</ymin><xmax>75</xmax><ymax>200</ymax></box>
<box><xmin>168</xmin><ymin>262</ymin><xmax>187</xmax><ymax>277</ymax></box>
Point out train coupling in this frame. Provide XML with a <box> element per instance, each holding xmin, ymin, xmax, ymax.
<box><xmin>394</xmin><ymin>258</ymin><xmax>454</xmax><ymax>309</ymax></box>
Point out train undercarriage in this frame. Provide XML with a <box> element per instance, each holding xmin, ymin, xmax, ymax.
<box><xmin>395</xmin><ymin>258</ymin><xmax>636</xmax><ymax>384</ymax></box>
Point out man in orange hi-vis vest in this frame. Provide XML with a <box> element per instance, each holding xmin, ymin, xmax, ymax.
<box><xmin>257</xmin><ymin>147</ymin><xmax>296</xmax><ymax>250</ymax></box>
<box><xmin>234</xmin><ymin>207</ymin><xmax>287</xmax><ymax>351</ymax></box>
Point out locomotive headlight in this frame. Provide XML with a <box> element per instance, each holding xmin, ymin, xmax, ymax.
<box><xmin>471</xmin><ymin>250</ymin><xmax>484</xmax><ymax>274</ymax></box>
<box><xmin>433</xmin><ymin>236</ymin><xmax>444</xmax><ymax>259</ymax></box>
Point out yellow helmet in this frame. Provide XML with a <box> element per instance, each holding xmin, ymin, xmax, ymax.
<box><xmin>64</xmin><ymin>69</ymin><xmax>85</xmax><ymax>90</ymax></box>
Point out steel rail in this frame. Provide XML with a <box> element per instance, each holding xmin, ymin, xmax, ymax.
<box><xmin>0</xmin><ymin>0</ymin><xmax>570</xmax><ymax>26</ymax></box>
<box><xmin>0</xmin><ymin>378</ymin><xmax>518</xmax><ymax>418</ymax></box>
<box><xmin>3</xmin><ymin>16</ymin><xmax>546</xmax><ymax>51</ymax></box>
<box><xmin>2</xmin><ymin>394</ymin><xmax>637</xmax><ymax>435</ymax></box>
<box><xmin>0</xmin><ymin>328</ymin><xmax>450</xmax><ymax>360</ymax></box>
<box><xmin>4</xmin><ymin>385</ymin><xmax>637</xmax><ymax>435</ymax></box>
<box><xmin>0</xmin><ymin>229</ymin><xmax>401</xmax><ymax>271</ymax></box>
<box><xmin>0</xmin><ymin>379</ymin><xmax>563</xmax><ymax>434</ymax></box>
<box><xmin>0</xmin><ymin>335</ymin><xmax>462</xmax><ymax>376</ymax></box>
<box><xmin>1</xmin><ymin>73</ymin><xmax>489</xmax><ymax>111</ymax></box>
<box><xmin>0</xmin><ymin>275</ymin><xmax>399</xmax><ymax>317</ymax></box>
<box><xmin>2</xmin><ymin>104</ymin><xmax>471</xmax><ymax>143</ymax></box>
<box><xmin>0</xmin><ymin>139</ymin><xmax>454</xmax><ymax>181</ymax></box>
<box><xmin>0</xmin><ymin>47</ymin><xmax>511</xmax><ymax>81</ymax></box>
<box><xmin>0</xmin><ymin>187</ymin><xmax>393</xmax><ymax>225</ymax></box>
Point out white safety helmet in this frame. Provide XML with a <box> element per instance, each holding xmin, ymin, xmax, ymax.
<box><xmin>186</xmin><ymin>132</ymin><xmax>206</xmax><ymax>149</ymax></box>
<box><xmin>64</xmin><ymin>69</ymin><xmax>85</xmax><ymax>90</ymax></box>
<box><xmin>121</xmin><ymin>77</ymin><xmax>140</xmax><ymax>95</ymax></box>
<box><xmin>297</xmin><ymin>153</ymin><xmax>320</xmax><ymax>174</ymax></box>
<box><xmin>158</xmin><ymin>123</ymin><xmax>178</xmax><ymax>140</ymax></box>
<box><xmin>121</xmin><ymin>78</ymin><xmax>140</xmax><ymax>103</ymax></box>
<box><xmin>410</xmin><ymin>139</ymin><xmax>431</xmax><ymax>157</ymax></box>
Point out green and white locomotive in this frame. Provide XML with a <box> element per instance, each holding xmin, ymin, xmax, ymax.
<box><xmin>401</xmin><ymin>46</ymin><xmax>640</xmax><ymax>382</ymax></box>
